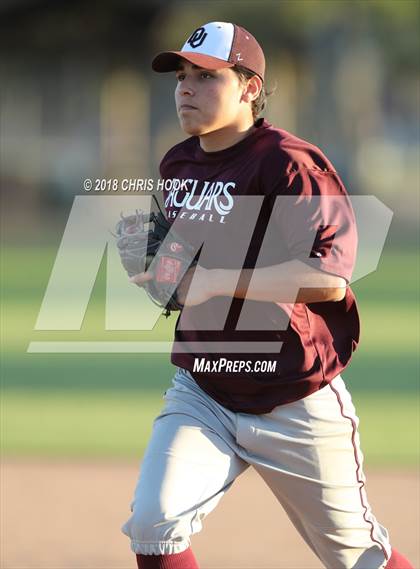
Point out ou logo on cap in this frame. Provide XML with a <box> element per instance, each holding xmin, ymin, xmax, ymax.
<box><xmin>187</xmin><ymin>27</ymin><xmax>208</xmax><ymax>49</ymax></box>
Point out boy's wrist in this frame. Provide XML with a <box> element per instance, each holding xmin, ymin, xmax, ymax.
<box><xmin>208</xmin><ymin>268</ymin><xmax>243</xmax><ymax>298</ymax></box>
<box><xmin>208</xmin><ymin>269</ymin><xmax>222</xmax><ymax>297</ymax></box>
<box><xmin>208</xmin><ymin>268</ymin><xmax>228</xmax><ymax>298</ymax></box>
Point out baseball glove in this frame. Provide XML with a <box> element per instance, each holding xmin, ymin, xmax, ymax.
<box><xmin>115</xmin><ymin>197</ymin><xmax>196</xmax><ymax>317</ymax></box>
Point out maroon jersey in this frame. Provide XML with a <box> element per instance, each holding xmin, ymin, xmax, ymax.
<box><xmin>160</xmin><ymin>118</ymin><xmax>360</xmax><ymax>414</ymax></box>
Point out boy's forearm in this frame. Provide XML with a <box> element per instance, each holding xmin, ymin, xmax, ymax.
<box><xmin>209</xmin><ymin>260</ymin><xmax>347</xmax><ymax>303</ymax></box>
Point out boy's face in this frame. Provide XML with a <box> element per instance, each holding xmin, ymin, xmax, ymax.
<box><xmin>175</xmin><ymin>61</ymin><xmax>248</xmax><ymax>136</ymax></box>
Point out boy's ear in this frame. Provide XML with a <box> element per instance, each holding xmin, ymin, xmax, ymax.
<box><xmin>241</xmin><ymin>75</ymin><xmax>263</xmax><ymax>103</ymax></box>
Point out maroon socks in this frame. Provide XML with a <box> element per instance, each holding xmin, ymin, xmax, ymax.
<box><xmin>385</xmin><ymin>549</ymin><xmax>414</xmax><ymax>569</ymax></box>
<box><xmin>136</xmin><ymin>547</ymin><xmax>412</xmax><ymax>569</ymax></box>
<box><xmin>136</xmin><ymin>548</ymin><xmax>199</xmax><ymax>569</ymax></box>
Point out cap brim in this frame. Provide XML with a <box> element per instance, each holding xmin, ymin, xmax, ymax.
<box><xmin>152</xmin><ymin>51</ymin><xmax>234</xmax><ymax>72</ymax></box>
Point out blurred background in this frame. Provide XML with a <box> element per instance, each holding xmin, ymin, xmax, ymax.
<box><xmin>1</xmin><ymin>0</ymin><xmax>419</xmax><ymax>566</ymax></box>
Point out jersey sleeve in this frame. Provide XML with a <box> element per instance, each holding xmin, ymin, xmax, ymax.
<box><xmin>269</xmin><ymin>166</ymin><xmax>357</xmax><ymax>284</ymax></box>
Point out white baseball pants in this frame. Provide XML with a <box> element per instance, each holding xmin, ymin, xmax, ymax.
<box><xmin>122</xmin><ymin>367</ymin><xmax>392</xmax><ymax>568</ymax></box>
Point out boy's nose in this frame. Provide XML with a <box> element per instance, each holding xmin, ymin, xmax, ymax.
<box><xmin>180</xmin><ymin>84</ymin><xmax>194</xmax><ymax>96</ymax></box>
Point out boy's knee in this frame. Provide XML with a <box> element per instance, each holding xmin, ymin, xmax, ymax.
<box><xmin>121</xmin><ymin>501</ymin><xmax>190</xmax><ymax>555</ymax></box>
<box><xmin>123</xmin><ymin>501</ymin><xmax>165</xmax><ymax>541</ymax></box>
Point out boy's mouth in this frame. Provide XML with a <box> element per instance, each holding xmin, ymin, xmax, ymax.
<box><xmin>179</xmin><ymin>104</ymin><xmax>198</xmax><ymax>111</ymax></box>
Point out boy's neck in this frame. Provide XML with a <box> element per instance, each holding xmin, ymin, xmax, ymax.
<box><xmin>198</xmin><ymin>118</ymin><xmax>256</xmax><ymax>153</ymax></box>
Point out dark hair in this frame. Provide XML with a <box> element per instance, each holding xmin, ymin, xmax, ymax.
<box><xmin>232</xmin><ymin>65</ymin><xmax>274</xmax><ymax>121</ymax></box>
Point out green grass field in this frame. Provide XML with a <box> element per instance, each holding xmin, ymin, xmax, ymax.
<box><xmin>1</xmin><ymin>246</ymin><xmax>419</xmax><ymax>465</ymax></box>
<box><xmin>1</xmin><ymin>389</ymin><xmax>418</xmax><ymax>465</ymax></box>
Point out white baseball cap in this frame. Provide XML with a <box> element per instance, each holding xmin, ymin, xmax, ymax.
<box><xmin>152</xmin><ymin>21</ymin><xmax>265</xmax><ymax>81</ymax></box>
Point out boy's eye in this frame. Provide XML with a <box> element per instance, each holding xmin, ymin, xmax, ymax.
<box><xmin>176</xmin><ymin>71</ymin><xmax>214</xmax><ymax>81</ymax></box>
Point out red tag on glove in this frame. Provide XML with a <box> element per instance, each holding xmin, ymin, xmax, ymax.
<box><xmin>155</xmin><ymin>256</ymin><xmax>182</xmax><ymax>284</ymax></box>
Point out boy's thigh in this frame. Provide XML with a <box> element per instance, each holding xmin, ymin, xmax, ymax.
<box><xmin>122</xmin><ymin>408</ymin><xmax>248</xmax><ymax>555</ymax></box>
<box><xmin>127</xmin><ymin>376</ymin><xmax>250</xmax><ymax>536</ymax></box>
<box><xmin>135</xmin><ymin>410</ymin><xmax>248</xmax><ymax>519</ymax></box>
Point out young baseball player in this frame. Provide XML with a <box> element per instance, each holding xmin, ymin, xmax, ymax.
<box><xmin>122</xmin><ymin>22</ymin><xmax>413</xmax><ymax>569</ymax></box>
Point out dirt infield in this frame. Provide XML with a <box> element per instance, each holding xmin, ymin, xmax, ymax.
<box><xmin>1</xmin><ymin>459</ymin><xmax>419</xmax><ymax>569</ymax></box>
